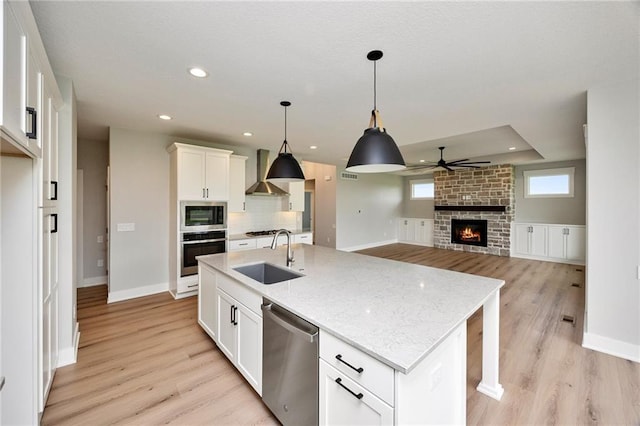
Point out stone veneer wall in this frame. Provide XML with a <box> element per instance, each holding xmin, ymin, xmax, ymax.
<box><xmin>434</xmin><ymin>164</ymin><xmax>515</xmax><ymax>256</ymax></box>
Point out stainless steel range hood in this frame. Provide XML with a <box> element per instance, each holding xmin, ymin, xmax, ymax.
<box><xmin>245</xmin><ymin>149</ymin><xmax>289</xmax><ymax>196</ymax></box>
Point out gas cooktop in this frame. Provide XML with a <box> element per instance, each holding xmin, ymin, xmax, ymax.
<box><xmin>245</xmin><ymin>230</ymin><xmax>283</xmax><ymax>237</ymax></box>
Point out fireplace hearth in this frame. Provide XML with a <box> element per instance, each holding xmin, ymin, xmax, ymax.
<box><xmin>451</xmin><ymin>219</ymin><xmax>488</xmax><ymax>247</ymax></box>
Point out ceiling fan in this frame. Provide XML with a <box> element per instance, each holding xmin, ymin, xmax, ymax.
<box><xmin>408</xmin><ymin>146</ymin><xmax>491</xmax><ymax>172</ymax></box>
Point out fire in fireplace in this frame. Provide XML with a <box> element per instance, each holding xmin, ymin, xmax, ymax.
<box><xmin>451</xmin><ymin>219</ymin><xmax>488</xmax><ymax>247</ymax></box>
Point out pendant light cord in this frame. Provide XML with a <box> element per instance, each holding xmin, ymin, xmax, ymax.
<box><xmin>372</xmin><ymin>59</ymin><xmax>377</xmax><ymax>127</ymax></box>
<box><xmin>281</xmin><ymin>103</ymin><xmax>289</xmax><ymax>154</ymax></box>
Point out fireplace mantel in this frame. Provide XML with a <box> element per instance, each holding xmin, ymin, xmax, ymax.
<box><xmin>435</xmin><ymin>205</ymin><xmax>506</xmax><ymax>212</ymax></box>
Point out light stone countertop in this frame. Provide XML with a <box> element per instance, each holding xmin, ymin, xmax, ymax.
<box><xmin>198</xmin><ymin>244</ymin><xmax>504</xmax><ymax>374</ymax></box>
<box><xmin>227</xmin><ymin>229</ymin><xmax>311</xmax><ymax>241</ymax></box>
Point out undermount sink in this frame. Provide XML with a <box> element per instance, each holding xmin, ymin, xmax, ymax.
<box><xmin>233</xmin><ymin>262</ymin><xmax>304</xmax><ymax>285</ymax></box>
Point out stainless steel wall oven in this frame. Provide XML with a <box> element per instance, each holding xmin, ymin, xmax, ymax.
<box><xmin>180</xmin><ymin>230</ymin><xmax>226</xmax><ymax>276</ymax></box>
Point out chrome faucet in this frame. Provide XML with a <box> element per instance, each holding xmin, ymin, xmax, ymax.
<box><xmin>271</xmin><ymin>229</ymin><xmax>294</xmax><ymax>266</ymax></box>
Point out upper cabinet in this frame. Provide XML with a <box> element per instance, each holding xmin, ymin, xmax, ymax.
<box><xmin>280</xmin><ymin>181</ymin><xmax>305</xmax><ymax>211</ymax></box>
<box><xmin>1</xmin><ymin>1</ymin><xmax>44</xmax><ymax>157</ymax></box>
<box><xmin>168</xmin><ymin>143</ymin><xmax>232</xmax><ymax>201</ymax></box>
<box><xmin>229</xmin><ymin>155</ymin><xmax>247</xmax><ymax>212</ymax></box>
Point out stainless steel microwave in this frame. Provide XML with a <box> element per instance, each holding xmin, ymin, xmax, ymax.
<box><xmin>180</xmin><ymin>201</ymin><xmax>226</xmax><ymax>232</ymax></box>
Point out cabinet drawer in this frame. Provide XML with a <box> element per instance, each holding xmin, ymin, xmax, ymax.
<box><xmin>229</xmin><ymin>239</ymin><xmax>257</xmax><ymax>251</ymax></box>
<box><xmin>320</xmin><ymin>330</ymin><xmax>394</xmax><ymax>406</ymax></box>
<box><xmin>319</xmin><ymin>360</ymin><xmax>393</xmax><ymax>426</ymax></box>
<box><xmin>178</xmin><ymin>277</ymin><xmax>199</xmax><ymax>293</ymax></box>
<box><xmin>256</xmin><ymin>236</ymin><xmax>287</xmax><ymax>248</ymax></box>
<box><xmin>217</xmin><ymin>273</ymin><xmax>262</xmax><ymax>316</ymax></box>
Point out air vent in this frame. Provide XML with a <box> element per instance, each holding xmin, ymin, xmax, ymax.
<box><xmin>340</xmin><ymin>171</ymin><xmax>358</xmax><ymax>181</ymax></box>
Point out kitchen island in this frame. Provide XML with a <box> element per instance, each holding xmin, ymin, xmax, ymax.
<box><xmin>198</xmin><ymin>244</ymin><xmax>504</xmax><ymax>424</ymax></box>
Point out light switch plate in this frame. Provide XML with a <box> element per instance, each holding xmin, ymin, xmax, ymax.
<box><xmin>117</xmin><ymin>223</ymin><xmax>135</xmax><ymax>232</ymax></box>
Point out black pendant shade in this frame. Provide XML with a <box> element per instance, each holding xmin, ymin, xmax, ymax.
<box><xmin>345</xmin><ymin>50</ymin><xmax>406</xmax><ymax>173</ymax></box>
<box><xmin>266</xmin><ymin>101</ymin><xmax>305</xmax><ymax>182</ymax></box>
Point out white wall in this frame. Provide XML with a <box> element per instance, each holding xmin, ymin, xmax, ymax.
<box><xmin>585</xmin><ymin>78</ymin><xmax>640</xmax><ymax>362</ymax></box>
<box><xmin>108</xmin><ymin>128</ymin><xmax>260</xmax><ymax>299</ymax></box>
<box><xmin>56</xmin><ymin>75</ymin><xmax>79</xmax><ymax>366</ymax></box>
<box><xmin>336</xmin><ymin>170</ymin><xmax>403</xmax><ymax>251</ymax></box>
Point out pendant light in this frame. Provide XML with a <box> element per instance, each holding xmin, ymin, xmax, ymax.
<box><xmin>266</xmin><ymin>101</ymin><xmax>305</xmax><ymax>182</ymax></box>
<box><xmin>346</xmin><ymin>50</ymin><xmax>406</xmax><ymax>173</ymax></box>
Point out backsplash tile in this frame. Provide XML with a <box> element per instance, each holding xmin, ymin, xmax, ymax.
<box><xmin>228</xmin><ymin>196</ymin><xmax>300</xmax><ymax>234</ymax></box>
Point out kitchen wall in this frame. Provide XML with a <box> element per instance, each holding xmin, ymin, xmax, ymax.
<box><xmin>514</xmin><ymin>159</ymin><xmax>586</xmax><ymax>225</ymax></box>
<box><xmin>402</xmin><ymin>175</ymin><xmax>435</xmax><ymax>219</ymax></box>
<box><xmin>108</xmin><ymin>127</ymin><xmax>271</xmax><ymax>300</ymax></box>
<box><xmin>336</xmin><ymin>170</ymin><xmax>403</xmax><ymax>251</ymax></box>
<box><xmin>77</xmin><ymin>138</ymin><xmax>108</xmax><ymax>286</ymax></box>
<box><xmin>585</xmin><ymin>78</ymin><xmax>639</xmax><ymax>362</ymax></box>
<box><xmin>303</xmin><ymin>161</ymin><xmax>337</xmax><ymax>248</ymax></box>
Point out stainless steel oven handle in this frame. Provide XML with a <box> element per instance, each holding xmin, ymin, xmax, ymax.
<box><xmin>262</xmin><ymin>303</ymin><xmax>318</xmax><ymax>343</ymax></box>
<box><xmin>181</xmin><ymin>239</ymin><xmax>226</xmax><ymax>244</ymax></box>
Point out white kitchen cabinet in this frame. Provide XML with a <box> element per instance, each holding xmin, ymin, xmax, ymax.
<box><xmin>1</xmin><ymin>1</ymin><xmax>42</xmax><ymax>156</ymax></box>
<box><xmin>513</xmin><ymin>223</ymin><xmax>547</xmax><ymax>257</ymax></box>
<box><xmin>548</xmin><ymin>225</ymin><xmax>586</xmax><ymax>262</ymax></box>
<box><xmin>294</xmin><ymin>232</ymin><xmax>313</xmax><ymax>245</ymax></box>
<box><xmin>257</xmin><ymin>235</ymin><xmax>287</xmax><ymax>249</ymax></box>
<box><xmin>280</xmin><ymin>180</ymin><xmax>305</xmax><ymax>211</ymax></box>
<box><xmin>168</xmin><ymin>143</ymin><xmax>232</xmax><ymax>201</ymax></box>
<box><xmin>198</xmin><ymin>264</ymin><xmax>217</xmax><ymax>341</ymax></box>
<box><xmin>229</xmin><ymin>155</ymin><xmax>247</xmax><ymax>212</ymax></box>
<box><xmin>214</xmin><ymin>274</ymin><xmax>262</xmax><ymax>395</ymax></box>
<box><xmin>41</xmin><ymin>80</ymin><xmax>59</xmax><ymax>206</ymax></box>
<box><xmin>228</xmin><ymin>238</ymin><xmax>257</xmax><ymax>251</ymax></box>
<box><xmin>319</xmin><ymin>360</ymin><xmax>393</xmax><ymax>426</ymax></box>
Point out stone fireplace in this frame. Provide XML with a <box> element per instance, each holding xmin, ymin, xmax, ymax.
<box><xmin>434</xmin><ymin>165</ymin><xmax>515</xmax><ymax>256</ymax></box>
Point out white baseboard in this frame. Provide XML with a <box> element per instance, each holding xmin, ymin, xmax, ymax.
<box><xmin>107</xmin><ymin>282</ymin><xmax>169</xmax><ymax>304</ymax></box>
<box><xmin>80</xmin><ymin>275</ymin><xmax>108</xmax><ymax>287</ymax></box>
<box><xmin>583</xmin><ymin>332</ymin><xmax>640</xmax><ymax>363</ymax></box>
<box><xmin>397</xmin><ymin>240</ymin><xmax>434</xmax><ymax>247</ymax></box>
<box><xmin>510</xmin><ymin>253</ymin><xmax>585</xmax><ymax>266</ymax></box>
<box><xmin>58</xmin><ymin>322</ymin><xmax>80</xmax><ymax>367</ymax></box>
<box><xmin>339</xmin><ymin>239</ymin><xmax>398</xmax><ymax>252</ymax></box>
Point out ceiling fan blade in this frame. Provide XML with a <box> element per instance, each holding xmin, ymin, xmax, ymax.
<box><xmin>450</xmin><ymin>164</ymin><xmax>482</xmax><ymax>168</ymax></box>
<box><xmin>447</xmin><ymin>158</ymin><xmax>470</xmax><ymax>164</ymax></box>
<box><xmin>442</xmin><ymin>164</ymin><xmax>454</xmax><ymax>172</ymax></box>
<box><xmin>451</xmin><ymin>161</ymin><xmax>492</xmax><ymax>166</ymax></box>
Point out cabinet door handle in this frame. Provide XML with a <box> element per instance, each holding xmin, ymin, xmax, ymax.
<box><xmin>242</xmin><ymin>201</ymin><xmax>245</xmax><ymax>211</ymax></box>
<box><xmin>335</xmin><ymin>377</ymin><xmax>363</xmax><ymax>400</ymax></box>
<box><xmin>26</xmin><ymin>107</ymin><xmax>37</xmax><ymax>139</ymax></box>
<box><xmin>230</xmin><ymin>304</ymin><xmax>235</xmax><ymax>324</ymax></box>
<box><xmin>206</xmin><ymin>188</ymin><xmax>209</xmax><ymax>198</ymax></box>
<box><xmin>187</xmin><ymin>283</ymin><xmax>198</xmax><ymax>289</ymax></box>
<box><xmin>289</xmin><ymin>202</ymin><xmax>292</xmax><ymax>210</ymax></box>
<box><xmin>51</xmin><ymin>181</ymin><xmax>58</xmax><ymax>201</ymax></box>
<box><xmin>335</xmin><ymin>354</ymin><xmax>364</xmax><ymax>373</ymax></box>
<box><xmin>51</xmin><ymin>214</ymin><xmax>58</xmax><ymax>233</ymax></box>
<box><xmin>233</xmin><ymin>306</ymin><xmax>238</xmax><ymax>325</ymax></box>
<box><xmin>239</xmin><ymin>243</ymin><xmax>248</xmax><ymax>246</ymax></box>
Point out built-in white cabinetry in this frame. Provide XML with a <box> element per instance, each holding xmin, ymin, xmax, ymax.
<box><xmin>1</xmin><ymin>2</ymin><xmax>64</xmax><ymax>423</ymax></box>
<box><xmin>228</xmin><ymin>239</ymin><xmax>257</xmax><ymax>251</ymax></box>
<box><xmin>397</xmin><ymin>218</ymin><xmax>434</xmax><ymax>246</ymax></box>
<box><xmin>228</xmin><ymin>232</ymin><xmax>313</xmax><ymax>252</ymax></box>
<box><xmin>280</xmin><ymin>181</ymin><xmax>305</xmax><ymax>211</ymax></box>
<box><xmin>1</xmin><ymin>0</ymin><xmax>43</xmax><ymax>157</ymax></box>
<box><xmin>198</xmin><ymin>264</ymin><xmax>217</xmax><ymax>341</ymax></box>
<box><xmin>168</xmin><ymin>143</ymin><xmax>232</xmax><ymax>201</ymax></box>
<box><xmin>229</xmin><ymin>155</ymin><xmax>247</xmax><ymax>212</ymax></box>
<box><xmin>547</xmin><ymin>225</ymin><xmax>586</xmax><ymax>263</ymax></box>
<box><xmin>294</xmin><ymin>232</ymin><xmax>313</xmax><ymax>245</ymax></box>
<box><xmin>513</xmin><ymin>224</ymin><xmax>547</xmax><ymax>257</ymax></box>
<box><xmin>319</xmin><ymin>322</ymin><xmax>466</xmax><ymax>425</ymax></box>
<box><xmin>215</xmin><ymin>273</ymin><xmax>262</xmax><ymax>395</ymax></box>
<box><xmin>512</xmin><ymin>223</ymin><xmax>585</xmax><ymax>264</ymax></box>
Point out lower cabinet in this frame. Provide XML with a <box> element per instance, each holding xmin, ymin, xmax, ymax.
<box><xmin>319</xmin><ymin>361</ymin><xmax>393</xmax><ymax>425</ymax></box>
<box><xmin>512</xmin><ymin>223</ymin><xmax>585</xmax><ymax>264</ymax></box>
<box><xmin>198</xmin><ymin>264</ymin><xmax>217</xmax><ymax>340</ymax></box>
<box><xmin>398</xmin><ymin>218</ymin><xmax>434</xmax><ymax>246</ymax></box>
<box><xmin>213</xmin><ymin>274</ymin><xmax>263</xmax><ymax>395</ymax></box>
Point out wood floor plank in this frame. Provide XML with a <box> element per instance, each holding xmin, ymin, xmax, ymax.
<box><xmin>42</xmin><ymin>245</ymin><xmax>640</xmax><ymax>425</ymax></box>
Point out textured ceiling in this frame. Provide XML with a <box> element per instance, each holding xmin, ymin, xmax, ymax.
<box><xmin>30</xmin><ymin>1</ymin><xmax>639</xmax><ymax>169</ymax></box>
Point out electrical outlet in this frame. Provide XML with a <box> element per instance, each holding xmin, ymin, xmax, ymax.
<box><xmin>97</xmin><ymin>235</ymin><xmax>103</xmax><ymax>243</ymax></box>
<box><xmin>97</xmin><ymin>259</ymin><xmax>104</xmax><ymax>267</ymax></box>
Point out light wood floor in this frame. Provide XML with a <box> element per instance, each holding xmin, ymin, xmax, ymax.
<box><xmin>42</xmin><ymin>244</ymin><xmax>640</xmax><ymax>425</ymax></box>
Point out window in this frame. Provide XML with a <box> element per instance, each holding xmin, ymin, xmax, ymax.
<box><xmin>410</xmin><ymin>179</ymin><xmax>434</xmax><ymax>200</ymax></box>
<box><xmin>523</xmin><ymin>167</ymin><xmax>574</xmax><ymax>198</ymax></box>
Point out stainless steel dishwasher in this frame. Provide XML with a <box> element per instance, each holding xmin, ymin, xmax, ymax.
<box><xmin>262</xmin><ymin>299</ymin><xmax>319</xmax><ymax>425</ymax></box>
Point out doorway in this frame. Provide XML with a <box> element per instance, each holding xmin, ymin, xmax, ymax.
<box><xmin>303</xmin><ymin>180</ymin><xmax>315</xmax><ymax>243</ymax></box>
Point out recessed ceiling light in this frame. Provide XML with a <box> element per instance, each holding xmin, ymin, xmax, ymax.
<box><xmin>508</xmin><ymin>146</ymin><xmax>516</xmax><ymax>151</ymax></box>
<box><xmin>158</xmin><ymin>114</ymin><xmax>172</xmax><ymax>120</ymax></box>
<box><xmin>188</xmin><ymin>67</ymin><xmax>208</xmax><ymax>78</ymax></box>
<box><xmin>243</xmin><ymin>132</ymin><xmax>253</xmax><ymax>137</ymax></box>
<box><xmin>419</xmin><ymin>159</ymin><xmax>425</xmax><ymax>163</ymax></box>
<box><xmin>310</xmin><ymin>145</ymin><xmax>317</xmax><ymax>150</ymax></box>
